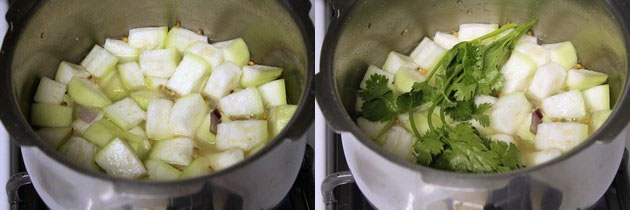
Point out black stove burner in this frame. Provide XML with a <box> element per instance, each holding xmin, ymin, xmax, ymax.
<box><xmin>326</xmin><ymin>128</ymin><xmax>630</xmax><ymax>210</ymax></box>
<box><xmin>7</xmin><ymin>143</ymin><xmax>314</xmax><ymax>210</ymax></box>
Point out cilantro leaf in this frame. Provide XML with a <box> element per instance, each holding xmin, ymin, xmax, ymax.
<box><xmin>396</xmin><ymin>91</ymin><xmax>424</xmax><ymax>113</ymax></box>
<box><xmin>359</xmin><ymin>74</ymin><xmax>397</xmax><ymax>122</ymax></box>
<box><xmin>414</xmin><ymin>129</ymin><xmax>444</xmax><ymax>166</ymax></box>
<box><xmin>490</xmin><ymin>141</ymin><xmax>522</xmax><ymax>170</ymax></box>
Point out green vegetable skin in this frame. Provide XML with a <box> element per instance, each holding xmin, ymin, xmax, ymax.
<box><xmin>359</xmin><ymin>20</ymin><xmax>538</xmax><ymax>173</ymax></box>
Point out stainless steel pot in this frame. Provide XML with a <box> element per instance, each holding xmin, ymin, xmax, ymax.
<box><xmin>317</xmin><ymin>0</ymin><xmax>630</xmax><ymax>209</ymax></box>
<box><xmin>0</xmin><ymin>0</ymin><xmax>314</xmax><ymax>209</ymax></box>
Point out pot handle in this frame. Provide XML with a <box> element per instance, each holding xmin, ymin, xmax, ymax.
<box><xmin>6</xmin><ymin>172</ymin><xmax>32</xmax><ymax>210</ymax></box>
<box><xmin>322</xmin><ymin>171</ymin><xmax>355</xmax><ymax>210</ymax></box>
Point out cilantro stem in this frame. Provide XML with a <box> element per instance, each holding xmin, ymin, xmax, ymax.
<box><xmin>408</xmin><ymin>111</ymin><xmax>422</xmax><ymax>139</ymax></box>
<box><xmin>471</xmin><ymin>23</ymin><xmax>517</xmax><ymax>43</ymax></box>
<box><xmin>426</xmin><ymin>97</ymin><xmax>442</xmax><ymax>131</ymax></box>
<box><xmin>439</xmin><ymin>107</ymin><xmax>452</xmax><ymax>131</ymax></box>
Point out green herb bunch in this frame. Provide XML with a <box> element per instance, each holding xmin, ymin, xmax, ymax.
<box><xmin>359</xmin><ymin>19</ymin><xmax>537</xmax><ymax>173</ymax></box>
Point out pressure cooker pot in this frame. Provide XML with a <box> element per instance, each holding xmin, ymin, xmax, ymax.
<box><xmin>317</xmin><ymin>0</ymin><xmax>630</xmax><ymax>209</ymax></box>
<box><xmin>0</xmin><ymin>0</ymin><xmax>314</xmax><ymax>209</ymax></box>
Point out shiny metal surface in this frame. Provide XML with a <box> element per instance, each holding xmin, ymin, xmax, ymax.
<box><xmin>0</xmin><ymin>0</ymin><xmax>314</xmax><ymax>209</ymax></box>
<box><xmin>317</xmin><ymin>0</ymin><xmax>630</xmax><ymax>209</ymax></box>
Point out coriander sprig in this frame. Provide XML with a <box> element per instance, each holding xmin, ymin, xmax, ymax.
<box><xmin>359</xmin><ymin>19</ymin><xmax>537</xmax><ymax>173</ymax></box>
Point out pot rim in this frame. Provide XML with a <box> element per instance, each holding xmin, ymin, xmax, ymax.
<box><xmin>317</xmin><ymin>0</ymin><xmax>630</xmax><ymax>181</ymax></box>
<box><xmin>0</xmin><ymin>0</ymin><xmax>315</xmax><ymax>186</ymax></box>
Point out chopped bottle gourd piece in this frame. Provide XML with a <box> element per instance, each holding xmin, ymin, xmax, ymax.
<box><xmin>245</xmin><ymin>143</ymin><xmax>266</xmax><ymax>158</ymax></box>
<box><xmin>58</xmin><ymin>137</ymin><xmax>99</xmax><ymax>171</ymax></box>
<box><xmin>81</xmin><ymin>45</ymin><xmax>119</xmax><ymax>78</ymax></box>
<box><xmin>357</xmin><ymin>117</ymin><xmax>393</xmax><ymax>139</ymax></box>
<box><xmin>457</xmin><ymin>23</ymin><xmax>498</xmax><ymax>41</ymax></box>
<box><xmin>195</xmin><ymin>113</ymin><xmax>216</xmax><ymax>144</ymax></box>
<box><xmin>103</xmin><ymin>97</ymin><xmax>146</xmax><ymax>130</ymax></box>
<box><xmin>394</xmin><ymin>67</ymin><xmax>427</xmax><ymax>93</ymax></box>
<box><xmin>541</xmin><ymin>90</ymin><xmax>587</xmax><ymax>120</ymax></box>
<box><xmin>583</xmin><ymin>85</ymin><xmax>610</xmax><ymax>112</ymax></box>
<box><xmin>376</xmin><ymin>126</ymin><xmax>415</xmax><ymax>161</ymax></box>
<box><xmin>130</xmin><ymin>90</ymin><xmax>165</xmax><ymax>110</ymax></box>
<box><xmin>117</xmin><ymin>62</ymin><xmax>146</xmax><ymax>90</ymax></box>
<box><xmin>165</xmin><ymin>27</ymin><xmax>208</xmax><ymax>52</ymax></box>
<box><xmin>214</xmin><ymin>38</ymin><xmax>250</xmax><ymax>67</ymax></box>
<box><xmin>62</xmin><ymin>94</ymin><xmax>75</xmax><ymax>108</ymax></box>
<box><xmin>268</xmin><ymin>104</ymin><xmax>297</xmax><ymax>137</ymax></box>
<box><xmin>208</xmin><ymin>149</ymin><xmax>244</xmax><ymax>171</ymax></box>
<box><xmin>145</xmin><ymin>159</ymin><xmax>182</xmax><ymax>180</ymax></box>
<box><xmin>120</xmin><ymin>131</ymin><xmax>152</xmax><ymax>160</ymax></box>
<box><xmin>104</xmin><ymin>38</ymin><xmax>140</xmax><ymax>62</ymax></box>
<box><xmin>514</xmin><ymin>42</ymin><xmax>550</xmax><ymax>67</ymax></box>
<box><xmin>219</xmin><ymin>88</ymin><xmax>265</xmax><ymax>118</ymax></box>
<box><xmin>516</xmin><ymin>113</ymin><xmax>536</xmax><ymax>143</ymax></box>
<box><xmin>258</xmin><ymin>79</ymin><xmax>288</xmax><ymax>108</ymax></box>
<box><xmin>31</xmin><ymin>103</ymin><xmax>73</xmax><ymax>127</ymax></box>
<box><xmin>565</xmin><ymin>69</ymin><xmax>608</xmax><ymax>90</ymax></box>
<box><xmin>82</xmin><ymin>119</ymin><xmax>121</xmax><ymax>147</ymax></box>
<box><xmin>240</xmin><ymin>65</ymin><xmax>283</xmax><ymax>87</ymax></box>
<box><xmin>382</xmin><ymin>51</ymin><xmax>418</xmax><ymax>74</ymax></box>
<box><xmin>202</xmin><ymin>62</ymin><xmax>242</xmax><ymax>101</ymax></box>
<box><xmin>500</xmin><ymin>51</ymin><xmax>537</xmax><ymax>94</ymax></box>
<box><xmin>55</xmin><ymin>61</ymin><xmax>89</xmax><ymax>85</ymax></box>
<box><xmin>410</xmin><ymin>37</ymin><xmax>446</xmax><ymax>72</ymax></box>
<box><xmin>36</xmin><ymin>127</ymin><xmax>72</xmax><ymax>149</ymax></box>
<box><xmin>168</xmin><ymin>94</ymin><xmax>208</xmax><ymax>136</ymax></box>
<box><xmin>535</xmin><ymin>122</ymin><xmax>588</xmax><ymax>152</ymax></box>
<box><xmin>543</xmin><ymin>41</ymin><xmax>577</xmax><ymax>70</ymax></box>
<box><xmin>34</xmin><ymin>77</ymin><xmax>66</xmax><ymax>105</ymax></box>
<box><xmin>185</xmin><ymin>41</ymin><xmax>224</xmax><ymax>68</ymax></box>
<box><xmin>98</xmin><ymin>71</ymin><xmax>129</xmax><ymax>101</ymax></box>
<box><xmin>95</xmin><ymin>138</ymin><xmax>147</xmax><ymax>178</ymax></box>
<box><xmin>180</xmin><ymin>156</ymin><xmax>212</xmax><ymax>178</ymax></box>
<box><xmin>527</xmin><ymin>62</ymin><xmax>567</xmax><ymax>102</ymax></box>
<box><xmin>490</xmin><ymin>93</ymin><xmax>533</xmax><ymax>135</ymax></box>
<box><xmin>146</xmin><ymin>98</ymin><xmax>175</xmax><ymax>140</ymax></box>
<box><xmin>149</xmin><ymin>137</ymin><xmax>195</xmax><ymax>166</ymax></box>
<box><xmin>128</xmin><ymin>26</ymin><xmax>168</xmax><ymax>51</ymax></box>
<box><xmin>67</xmin><ymin>77</ymin><xmax>112</xmax><ymax>108</ymax></box>
<box><xmin>72</xmin><ymin>113</ymin><xmax>104</xmax><ymax>134</ymax></box>
<box><xmin>216</xmin><ymin>120</ymin><xmax>268</xmax><ymax>151</ymax></box>
<box><xmin>433</xmin><ymin>32</ymin><xmax>461</xmax><ymax>49</ymax></box>
<box><xmin>139</xmin><ymin>48</ymin><xmax>181</xmax><ymax>78</ymax></box>
<box><xmin>145</xmin><ymin>76</ymin><xmax>169</xmax><ymax>90</ymax></box>
<box><xmin>590</xmin><ymin>110</ymin><xmax>612</xmax><ymax>133</ymax></box>
<box><xmin>166</xmin><ymin>54</ymin><xmax>211</xmax><ymax>96</ymax></box>
<box><xmin>526</xmin><ymin>149</ymin><xmax>562</xmax><ymax>166</ymax></box>
<box><xmin>518</xmin><ymin>35</ymin><xmax>538</xmax><ymax>44</ymax></box>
